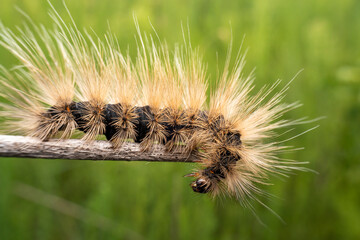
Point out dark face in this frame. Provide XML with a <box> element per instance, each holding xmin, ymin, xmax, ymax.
<box><xmin>190</xmin><ymin>178</ymin><xmax>210</xmax><ymax>193</ymax></box>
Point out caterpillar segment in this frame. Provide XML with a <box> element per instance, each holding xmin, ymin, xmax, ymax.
<box><xmin>0</xmin><ymin>9</ymin><xmax>307</xmax><ymax>203</ymax></box>
<box><xmin>104</xmin><ymin>103</ymin><xmax>138</xmax><ymax>148</ymax></box>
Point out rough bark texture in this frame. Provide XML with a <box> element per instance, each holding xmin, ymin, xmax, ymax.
<box><xmin>0</xmin><ymin>135</ymin><xmax>196</xmax><ymax>162</ymax></box>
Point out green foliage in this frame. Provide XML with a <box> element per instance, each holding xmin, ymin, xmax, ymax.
<box><xmin>0</xmin><ymin>0</ymin><xmax>359</xmax><ymax>239</ymax></box>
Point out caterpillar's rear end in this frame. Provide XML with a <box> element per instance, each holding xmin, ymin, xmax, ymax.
<box><xmin>0</xmin><ymin>8</ymin><xmax>309</xmax><ymax>206</ymax></box>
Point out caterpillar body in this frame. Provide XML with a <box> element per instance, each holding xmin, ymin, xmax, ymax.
<box><xmin>0</xmin><ymin>8</ymin><xmax>308</xmax><ymax>204</ymax></box>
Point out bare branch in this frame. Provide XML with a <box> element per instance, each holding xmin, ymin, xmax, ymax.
<box><xmin>0</xmin><ymin>135</ymin><xmax>197</xmax><ymax>162</ymax></box>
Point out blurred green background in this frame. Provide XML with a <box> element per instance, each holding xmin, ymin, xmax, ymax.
<box><xmin>0</xmin><ymin>0</ymin><xmax>359</xmax><ymax>239</ymax></box>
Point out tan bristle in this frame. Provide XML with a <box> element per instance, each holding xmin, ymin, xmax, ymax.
<box><xmin>0</xmin><ymin>20</ymin><xmax>76</xmax><ymax>140</ymax></box>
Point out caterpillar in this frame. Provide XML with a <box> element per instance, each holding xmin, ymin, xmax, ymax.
<box><xmin>0</xmin><ymin>7</ymin><xmax>310</xmax><ymax>205</ymax></box>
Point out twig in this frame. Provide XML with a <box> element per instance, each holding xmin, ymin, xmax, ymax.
<box><xmin>0</xmin><ymin>135</ymin><xmax>196</xmax><ymax>162</ymax></box>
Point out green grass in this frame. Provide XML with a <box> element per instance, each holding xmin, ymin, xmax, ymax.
<box><xmin>0</xmin><ymin>0</ymin><xmax>359</xmax><ymax>239</ymax></box>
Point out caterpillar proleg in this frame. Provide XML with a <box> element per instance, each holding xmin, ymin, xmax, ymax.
<box><xmin>0</xmin><ymin>7</ymin><xmax>311</xmax><ymax>205</ymax></box>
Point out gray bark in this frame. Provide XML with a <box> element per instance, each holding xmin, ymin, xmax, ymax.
<box><xmin>0</xmin><ymin>135</ymin><xmax>196</xmax><ymax>162</ymax></box>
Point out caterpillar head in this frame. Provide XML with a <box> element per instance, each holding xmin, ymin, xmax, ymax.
<box><xmin>190</xmin><ymin>177</ymin><xmax>211</xmax><ymax>193</ymax></box>
<box><xmin>187</xmin><ymin>168</ymin><xmax>223</xmax><ymax>194</ymax></box>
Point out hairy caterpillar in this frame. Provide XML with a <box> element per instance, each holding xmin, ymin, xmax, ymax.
<box><xmin>0</xmin><ymin>7</ymin><xmax>311</xmax><ymax>206</ymax></box>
